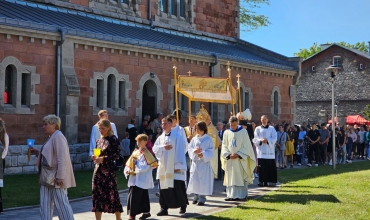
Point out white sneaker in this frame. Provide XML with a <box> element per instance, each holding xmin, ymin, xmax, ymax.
<box><xmin>254</xmin><ymin>173</ymin><xmax>259</xmax><ymax>178</ymax></box>
<box><xmin>314</xmin><ymin>163</ymin><xmax>319</xmax><ymax>167</ymax></box>
<box><xmin>307</xmin><ymin>163</ymin><xmax>312</xmax><ymax>167</ymax></box>
<box><xmin>297</xmin><ymin>163</ymin><xmax>301</xmax><ymax>166</ymax></box>
<box><xmin>348</xmin><ymin>160</ymin><xmax>352</xmax><ymax>163</ymax></box>
<box><xmin>329</xmin><ymin>160</ymin><xmax>333</xmax><ymax>165</ymax></box>
<box><xmin>346</xmin><ymin>160</ymin><xmax>349</xmax><ymax>163</ymax></box>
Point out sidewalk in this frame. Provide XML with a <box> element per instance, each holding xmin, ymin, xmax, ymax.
<box><xmin>0</xmin><ymin>178</ymin><xmax>279</xmax><ymax>220</ymax></box>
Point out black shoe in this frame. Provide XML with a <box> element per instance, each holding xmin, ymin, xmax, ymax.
<box><xmin>225</xmin><ymin>198</ymin><xmax>233</xmax><ymax>201</ymax></box>
<box><xmin>197</xmin><ymin>202</ymin><xmax>205</xmax><ymax>206</ymax></box>
<box><xmin>258</xmin><ymin>182</ymin><xmax>264</xmax><ymax>187</ymax></box>
<box><xmin>155</xmin><ymin>192</ymin><xmax>160</xmax><ymax>197</ymax></box>
<box><xmin>139</xmin><ymin>213</ymin><xmax>151</xmax><ymax>220</ymax></box>
<box><xmin>290</xmin><ymin>164</ymin><xmax>293</xmax><ymax>168</ymax></box>
<box><xmin>179</xmin><ymin>206</ymin><xmax>186</xmax><ymax>214</ymax></box>
<box><xmin>157</xmin><ymin>209</ymin><xmax>168</xmax><ymax>216</ymax></box>
<box><xmin>192</xmin><ymin>200</ymin><xmax>198</xmax><ymax>205</ymax></box>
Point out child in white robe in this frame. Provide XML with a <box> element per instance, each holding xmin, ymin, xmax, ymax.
<box><xmin>187</xmin><ymin>121</ymin><xmax>215</xmax><ymax>206</ymax></box>
<box><xmin>124</xmin><ymin>134</ymin><xmax>158</xmax><ymax>220</ymax></box>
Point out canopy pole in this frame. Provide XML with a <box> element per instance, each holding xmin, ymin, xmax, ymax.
<box><xmin>188</xmin><ymin>98</ymin><xmax>192</xmax><ymax>119</ymax></box>
<box><xmin>237</xmin><ymin>74</ymin><xmax>242</xmax><ymax>114</ymax></box>
<box><xmin>173</xmin><ymin>59</ymin><xmax>179</xmax><ymax>123</ymax></box>
<box><xmin>227</xmin><ymin>61</ymin><xmax>235</xmax><ymax>116</ymax></box>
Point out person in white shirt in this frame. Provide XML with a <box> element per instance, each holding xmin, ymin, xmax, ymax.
<box><xmin>253</xmin><ymin>115</ymin><xmax>278</xmax><ymax>187</ymax></box>
<box><xmin>358</xmin><ymin>125</ymin><xmax>366</xmax><ymax>159</ymax></box>
<box><xmin>124</xmin><ymin>134</ymin><xmax>158</xmax><ymax>220</ymax></box>
<box><xmin>187</xmin><ymin>121</ymin><xmax>215</xmax><ymax>206</ymax></box>
<box><xmin>153</xmin><ymin>117</ymin><xmax>188</xmax><ymax>216</ymax></box>
<box><xmin>89</xmin><ymin>110</ymin><xmax>118</xmax><ymax>157</ymax></box>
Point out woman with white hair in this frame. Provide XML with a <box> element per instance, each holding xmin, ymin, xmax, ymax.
<box><xmin>0</xmin><ymin>118</ymin><xmax>9</xmax><ymax>212</ymax></box>
<box><xmin>33</xmin><ymin>114</ymin><xmax>76</xmax><ymax>220</ymax></box>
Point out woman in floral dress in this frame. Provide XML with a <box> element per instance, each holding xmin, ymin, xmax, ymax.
<box><xmin>92</xmin><ymin>119</ymin><xmax>123</xmax><ymax>220</ymax></box>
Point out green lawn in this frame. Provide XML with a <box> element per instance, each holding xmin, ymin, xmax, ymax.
<box><xmin>2</xmin><ymin>170</ymin><xmax>128</xmax><ymax>209</ymax></box>
<box><xmin>195</xmin><ymin>161</ymin><xmax>370</xmax><ymax>220</ymax></box>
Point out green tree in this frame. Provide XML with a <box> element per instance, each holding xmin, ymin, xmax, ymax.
<box><xmin>294</xmin><ymin>41</ymin><xmax>369</xmax><ymax>59</ymax></box>
<box><xmin>361</xmin><ymin>104</ymin><xmax>370</xmax><ymax>121</ymax></box>
<box><xmin>240</xmin><ymin>0</ymin><xmax>270</xmax><ymax>32</ymax></box>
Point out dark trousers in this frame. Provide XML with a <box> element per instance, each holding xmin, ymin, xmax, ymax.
<box><xmin>308</xmin><ymin>143</ymin><xmax>319</xmax><ymax>164</ymax></box>
<box><xmin>217</xmin><ymin>149</ymin><xmax>224</xmax><ymax>180</ymax></box>
<box><xmin>159</xmin><ymin>180</ymin><xmax>188</xmax><ymax>209</ymax></box>
<box><xmin>127</xmin><ymin>186</ymin><xmax>150</xmax><ymax>217</ymax></box>
<box><xmin>358</xmin><ymin>143</ymin><xmax>365</xmax><ymax>157</ymax></box>
<box><xmin>318</xmin><ymin>143</ymin><xmax>328</xmax><ymax>163</ymax></box>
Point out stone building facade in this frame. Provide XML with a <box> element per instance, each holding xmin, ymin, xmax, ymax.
<box><xmin>296</xmin><ymin>44</ymin><xmax>370</xmax><ymax>125</ymax></box>
<box><xmin>0</xmin><ymin>0</ymin><xmax>300</xmax><ymax>174</ymax></box>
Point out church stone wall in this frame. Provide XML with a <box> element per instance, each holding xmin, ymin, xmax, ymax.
<box><xmin>296</xmin><ymin>45</ymin><xmax>370</xmax><ymax>124</ymax></box>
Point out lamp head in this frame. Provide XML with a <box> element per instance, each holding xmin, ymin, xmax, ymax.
<box><xmin>326</xmin><ymin>65</ymin><xmax>340</xmax><ymax>78</ymax></box>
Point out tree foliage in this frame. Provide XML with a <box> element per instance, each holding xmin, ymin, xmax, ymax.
<box><xmin>361</xmin><ymin>104</ymin><xmax>370</xmax><ymax>121</ymax></box>
<box><xmin>239</xmin><ymin>0</ymin><xmax>270</xmax><ymax>32</ymax></box>
<box><xmin>294</xmin><ymin>41</ymin><xmax>369</xmax><ymax>59</ymax></box>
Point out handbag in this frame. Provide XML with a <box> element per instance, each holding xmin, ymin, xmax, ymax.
<box><xmin>38</xmin><ymin>138</ymin><xmax>56</xmax><ymax>187</ymax></box>
<box><xmin>39</xmin><ymin>164</ymin><xmax>57</xmax><ymax>187</ymax></box>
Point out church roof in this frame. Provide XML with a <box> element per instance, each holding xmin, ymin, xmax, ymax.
<box><xmin>304</xmin><ymin>44</ymin><xmax>370</xmax><ymax>61</ymax></box>
<box><xmin>0</xmin><ymin>0</ymin><xmax>297</xmax><ymax>71</ymax></box>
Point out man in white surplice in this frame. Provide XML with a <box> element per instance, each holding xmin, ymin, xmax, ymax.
<box><xmin>221</xmin><ymin>116</ymin><xmax>256</xmax><ymax>201</ymax></box>
<box><xmin>169</xmin><ymin>114</ymin><xmax>188</xmax><ymax>153</ymax></box>
<box><xmin>153</xmin><ymin>117</ymin><xmax>188</xmax><ymax>216</ymax></box>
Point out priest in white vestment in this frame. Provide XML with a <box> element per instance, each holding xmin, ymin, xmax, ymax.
<box><xmin>187</xmin><ymin>121</ymin><xmax>215</xmax><ymax>206</ymax></box>
<box><xmin>89</xmin><ymin>110</ymin><xmax>118</xmax><ymax>156</ymax></box>
<box><xmin>252</xmin><ymin>115</ymin><xmax>277</xmax><ymax>187</ymax></box>
<box><xmin>153</xmin><ymin>117</ymin><xmax>188</xmax><ymax>216</ymax></box>
<box><xmin>221</xmin><ymin>116</ymin><xmax>256</xmax><ymax>201</ymax></box>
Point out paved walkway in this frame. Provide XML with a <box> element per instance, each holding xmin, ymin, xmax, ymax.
<box><xmin>0</xmin><ymin>178</ymin><xmax>279</xmax><ymax>220</ymax></box>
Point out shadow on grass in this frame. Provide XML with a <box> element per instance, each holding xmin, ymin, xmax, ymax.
<box><xmin>277</xmin><ymin>189</ymin><xmax>312</xmax><ymax>193</ymax></box>
<box><xmin>278</xmin><ymin>161</ymin><xmax>370</xmax><ymax>184</ymax></box>
<box><xmin>282</xmin><ymin>185</ymin><xmax>331</xmax><ymax>189</ymax></box>
<box><xmin>259</xmin><ymin>194</ymin><xmax>340</xmax><ymax>205</ymax></box>
<box><xmin>194</xmin><ymin>207</ymin><xmax>279</xmax><ymax>219</ymax></box>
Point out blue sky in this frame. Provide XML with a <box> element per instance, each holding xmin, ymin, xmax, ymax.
<box><xmin>240</xmin><ymin>0</ymin><xmax>370</xmax><ymax>57</ymax></box>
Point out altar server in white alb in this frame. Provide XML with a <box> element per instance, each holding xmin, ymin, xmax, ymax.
<box><xmin>153</xmin><ymin>116</ymin><xmax>188</xmax><ymax>216</ymax></box>
<box><xmin>124</xmin><ymin>134</ymin><xmax>158</xmax><ymax>220</ymax></box>
<box><xmin>253</xmin><ymin>115</ymin><xmax>278</xmax><ymax>187</ymax></box>
<box><xmin>187</xmin><ymin>121</ymin><xmax>215</xmax><ymax>206</ymax></box>
<box><xmin>221</xmin><ymin>116</ymin><xmax>256</xmax><ymax>201</ymax></box>
<box><xmin>89</xmin><ymin>110</ymin><xmax>118</xmax><ymax>156</ymax></box>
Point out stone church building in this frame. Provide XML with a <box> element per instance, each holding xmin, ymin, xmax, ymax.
<box><xmin>0</xmin><ymin>0</ymin><xmax>300</xmax><ymax>173</ymax></box>
<box><xmin>296</xmin><ymin>44</ymin><xmax>370</xmax><ymax>125</ymax></box>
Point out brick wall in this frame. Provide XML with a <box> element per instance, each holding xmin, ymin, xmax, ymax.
<box><xmin>0</xmin><ymin>35</ymin><xmax>56</xmax><ymax>145</ymax></box>
<box><xmin>296</xmin><ymin>45</ymin><xmax>370</xmax><ymax>124</ymax></box>
<box><xmin>74</xmin><ymin>46</ymin><xmax>211</xmax><ymax>143</ymax></box>
<box><xmin>224</xmin><ymin>67</ymin><xmax>294</xmax><ymax>124</ymax></box>
<box><xmin>194</xmin><ymin>0</ymin><xmax>238</xmax><ymax>38</ymax></box>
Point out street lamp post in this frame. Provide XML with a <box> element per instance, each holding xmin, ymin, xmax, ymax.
<box><xmin>327</xmin><ymin>65</ymin><xmax>340</xmax><ymax>169</ymax></box>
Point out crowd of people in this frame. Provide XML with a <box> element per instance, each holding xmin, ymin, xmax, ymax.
<box><xmin>271</xmin><ymin>121</ymin><xmax>370</xmax><ymax>168</ymax></box>
<box><xmin>3</xmin><ymin>108</ymin><xmax>369</xmax><ymax>220</ymax></box>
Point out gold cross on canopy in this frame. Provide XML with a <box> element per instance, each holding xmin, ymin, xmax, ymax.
<box><xmin>187</xmin><ymin>70</ymin><xmax>192</xmax><ymax>76</ymax></box>
<box><xmin>201</xmin><ymin>104</ymin><xmax>204</xmax><ymax>109</ymax></box>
